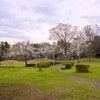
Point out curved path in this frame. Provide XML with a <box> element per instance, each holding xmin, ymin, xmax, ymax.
<box><xmin>51</xmin><ymin>65</ymin><xmax>100</xmax><ymax>88</ymax></box>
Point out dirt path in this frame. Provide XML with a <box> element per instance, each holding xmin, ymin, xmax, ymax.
<box><xmin>0</xmin><ymin>84</ymin><xmax>58</xmax><ymax>100</ymax></box>
<box><xmin>51</xmin><ymin>65</ymin><xmax>100</xmax><ymax>88</ymax></box>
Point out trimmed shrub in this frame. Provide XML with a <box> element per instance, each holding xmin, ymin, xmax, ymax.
<box><xmin>26</xmin><ymin>64</ymin><xmax>36</xmax><ymax>67</ymax></box>
<box><xmin>62</xmin><ymin>61</ymin><xmax>72</xmax><ymax>69</ymax></box>
<box><xmin>76</xmin><ymin>64</ymin><xmax>90</xmax><ymax>72</ymax></box>
<box><xmin>61</xmin><ymin>65</ymin><xmax>66</xmax><ymax>70</ymax></box>
<box><xmin>50</xmin><ymin>61</ymin><xmax>61</xmax><ymax>65</ymax></box>
<box><xmin>0</xmin><ymin>66</ymin><xmax>16</xmax><ymax>68</ymax></box>
<box><xmin>37</xmin><ymin>62</ymin><xmax>51</xmax><ymax>68</ymax></box>
<box><xmin>71</xmin><ymin>62</ymin><xmax>74</xmax><ymax>67</ymax></box>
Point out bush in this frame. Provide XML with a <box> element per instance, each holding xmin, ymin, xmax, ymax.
<box><xmin>50</xmin><ymin>61</ymin><xmax>61</xmax><ymax>65</ymax></box>
<box><xmin>61</xmin><ymin>65</ymin><xmax>66</xmax><ymax>70</ymax></box>
<box><xmin>71</xmin><ymin>62</ymin><xmax>74</xmax><ymax>67</ymax></box>
<box><xmin>26</xmin><ymin>64</ymin><xmax>36</xmax><ymax>67</ymax></box>
<box><xmin>75</xmin><ymin>64</ymin><xmax>90</xmax><ymax>72</ymax></box>
<box><xmin>0</xmin><ymin>66</ymin><xmax>16</xmax><ymax>68</ymax></box>
<box><xmin>37</xmin><ymin>62</ymin><xmax>51</xmax><ymax>68</ymax></box>
<box><xmin>62</xmin><ymin>61</ymin><xmax>72</xmax><ymax>69</ymax></box>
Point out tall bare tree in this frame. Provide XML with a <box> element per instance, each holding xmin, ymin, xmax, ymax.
<box><xmin>49</xmin><ymin>23</ymin><xmax>78</xmax><ymax>59</ymax></box>
<box><xmin>83</xmin><ymin>25</ymin><xmax>97</xmax><ymax>42</ymax></box>
<box><xmin>83</xmin><ymin>24</ymin><xmax>99</xmax><ymax>58</ymax></box>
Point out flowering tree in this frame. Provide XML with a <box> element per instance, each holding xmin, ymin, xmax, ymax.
<box><xmin>71</xmin><ymin>24</ymin><xmax>99</xmax><ymax>63</ymax></box>
<box><xmin>10</xmin><ymin>41</ymin><xmax>34</xmax><ymax>66</ymax></box>
<box><xmin>71</xmin><ymin>31</ymin><xmax>88</xmax><ymax>63</ymax></box>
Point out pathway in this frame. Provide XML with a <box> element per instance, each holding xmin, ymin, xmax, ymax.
<box><xmin>51</xmin><ymin>65</ymin><xmax>100</xmax><ymax>88</ymax></box>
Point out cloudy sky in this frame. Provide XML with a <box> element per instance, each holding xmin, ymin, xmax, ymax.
<box><xmin>0</xmin><ymin>0</ymin><xmax>100</xmax><ymax>44</ymax></box>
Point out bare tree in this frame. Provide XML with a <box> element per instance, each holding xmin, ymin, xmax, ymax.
<box><xmin>83</xmin><ymin>24</ymin><xmax>99</xmax><ymax>58</ymax></box>
<box><xmin>49</xmin><ymin>23</ymin><xmax>78</xmax><ymax>60</ymax></box>
<box><xmin>83</xmin><ymin>25</ymin><xmax>97</xmax><ymax>42</ymax></box>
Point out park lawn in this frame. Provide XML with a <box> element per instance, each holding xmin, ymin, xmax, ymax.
<box><xmin>60</xmin><ymin>63</ymin><xmax>100</xmax><ymax>80</ymax></box>
<box><xmin>0</xmin><ymin>60</ymin><xmax>25</xmax><ymax>67</ymax></box>
<box><xmin>0</xmin><ymin>60</ymin><xmax>100</xmax><ymax>100</ymax></box>
<box><xmin>73</xmin><ymin>58</ymin><xmax>100</xmax><ymax>63</ymax></box>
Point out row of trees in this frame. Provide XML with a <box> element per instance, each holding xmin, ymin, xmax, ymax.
<box><xmin>0</xmin><ymin>23</ymin><xmax>100</xmax><ymax>64</ymax></box>
<box><xmin>0</xmin><ymin>41</ymin><xmax>55</xmax><ymax>65</ymax></box>
<box><xmin>49</xmin><ymin>23</ymin><xmax>100</xmax><ymax>62</ymax></box>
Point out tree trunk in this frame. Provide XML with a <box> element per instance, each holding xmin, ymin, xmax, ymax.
<box><xmin>24</xmin><ymin>54</ymin><xmax>28</xmax><ymax>67</ymax></box>
<box><xmin>64</xmin><ymin>45</ymin><xmax>67</xmax><ymax>60</ymax></box>
<box><xmin>64</xmin><ymin>51</ymin><xmax>67</xmax><ymax>60</ymax></box>
<box><xmin>78</xmin><ymin>56</ymin><xmax>80</xmax><ymax>64</ymax></box>
<box><xmin>25</xmin><ymin>59</ymin><xmax>27</xmax><ymax>66</ymax></box>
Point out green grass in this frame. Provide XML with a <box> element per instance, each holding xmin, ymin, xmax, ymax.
<box><xmin>0</xmin><ymin>59</ymin><xmax>100</xmax><ymax>100</ymax></box>
<box><xmin>0</xmin><ymin>60</ymin><xmax>25</xmax><ymax>67</ymax></box>
<box><xmin>73</xmin><ymin>58</ymin><xmax>100</xmax><ymax>63</ymax></box>
<box><xmin>60</xmin><ymin>63</ymin><xmax>100</xmax><ymax>80</ymax></box>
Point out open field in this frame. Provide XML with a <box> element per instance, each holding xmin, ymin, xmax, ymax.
<box><xmin>0</xmin><ymin>58</ymin><xmax>100</xmax><ymax>100</ymax></box>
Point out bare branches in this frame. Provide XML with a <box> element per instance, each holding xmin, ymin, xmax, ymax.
<box><xmin>49</xmin><ymin>23</ymin><xmax>77</xmax><ymax>43</ymax></box>
<box><xmin>49</xmin><ymin>23</ymin><xmax>78</xmax><ymax>59</ymax></box>
<box><xmin>83</xmin><ymin>25</ymin><xmax>97</xmax><ymax>42</ymax></box>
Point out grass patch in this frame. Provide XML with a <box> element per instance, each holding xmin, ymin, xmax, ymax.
<box><xmin>0</xmin><ymin>59</ymin><xmax>100</xmax><ymax>100</ymax></box>
<box><xmin>0</xmin><ymin>60</ymin><xmax>25</xmax><ymax>67</ymax></box>
<box><xmin>60</xmin><ymin>63</ymin><xmax>100</xmax><ymax>80</ymax></box>
<box><xmin>74</xmin><ymin>58</ymin><xmax>100</xmax><ymax>63</ymax></box>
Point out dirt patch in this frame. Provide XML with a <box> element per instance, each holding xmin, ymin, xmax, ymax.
<box><xmin>28</xmin><ymin>58</ymin><xmax>51</xmax><ymax>64</ymax></box>
<box><xmin>0</xmin><ymin>84</ymin><xmax>58</xmax><ymax>100</ymax></box>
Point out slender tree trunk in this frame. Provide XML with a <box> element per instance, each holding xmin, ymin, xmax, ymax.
<box><xmin>24</xmin><ymin>54</ymin><xmax>28</xmax><ymax>67</ymax></box>
<box><xmin>78</xmin><ymin>56</ymin><xmax>80</xmax><ymax>64</ymax></box>
<box><xmin>25</xmin><ymin>59</ymin><xmax>27</xmax><ymax>66</ymax></box>
<box><xmin>64</xmin><ymin>44</ymin><xmax>67</xmax><ymax>60</ymax></box>
<box><xmin>64</xmin><ymin>51</ymin><xmax>67</xmax><ymax>60</ymax></box>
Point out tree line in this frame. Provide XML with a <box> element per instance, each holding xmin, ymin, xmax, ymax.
<box><xmin>49</xmin><ymin>23</ymin><xmax>100</xmax><ymax>62</ymax></box>
<box><xmin>0</xmin><ymin>23</ymin><xmax>100</xmax><ymax>64</ymax></box>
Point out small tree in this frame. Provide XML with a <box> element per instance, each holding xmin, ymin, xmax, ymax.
<box><xmin>71</xmin><ymin>31</ymin><xmax>89</xmax><ymax>64</ymax></box>
<box><xmin>0</xmin><ymin>41</ymin><xmax>10</xmax><ymax>61</ymax></box>
<box><xmin>11</xmin><ymin>41</ymin><xmax>34</xmax><ymax>66</ymax></box>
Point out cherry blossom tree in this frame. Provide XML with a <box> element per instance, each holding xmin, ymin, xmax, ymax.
<box><xmin>10</xmin><ymin>41</ymin><xmax>34</xmax><ymax>66</ymax></box>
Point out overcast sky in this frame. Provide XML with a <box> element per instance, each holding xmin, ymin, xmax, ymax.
<box><xmin>0</xmin><ymin>0</ymin><xmax>100</xmax><ymax>44</ymax></box>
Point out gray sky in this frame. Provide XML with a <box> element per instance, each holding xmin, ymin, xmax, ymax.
<box><xmin>0</xmin><ymin>0</ymin><xmax>100</xmax><ymax>44</ymax></box>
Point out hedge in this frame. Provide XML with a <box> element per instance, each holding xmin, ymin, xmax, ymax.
<box><xmin>50</xmin><ymin>61</ymin><xmax>61</xmax><ymax>65</ymax></box>
<box><xmin>76</xmin><ymin>64</ymin><xmax>90</xmax><ymax>72</ymax></box>
<box><xmin>26</xmin><ymin>64</ymin><xmax>36</xmax><ymax>67</ymax></box>
<box><xmin>0</xmin><ymin>66</ymin><xmax>16</xmax><ymax>68</ymax></box>
<box><xmin>37</xmin><ymin>62</ymin><xmax>51</xmax><ymax>68</ymax></box>
<box><xmin>62</xmin><ymin>61</ymin><xmax>72</xmax><ymax>69</ymax></box>
<box><xmin>71</xmin><ymin>62</ymin><xmax>74</xmax><ymax>67</ymax></box>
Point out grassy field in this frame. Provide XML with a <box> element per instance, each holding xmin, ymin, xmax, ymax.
<box><xmin>60</xmin><ymin>63</ymin><xmax>100</xmax><ymax>80</ymax></box>
<box><xmin>0</xmin><ymin>58</ymin><xmax>100</xmax><ymax>100</ymax></box>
